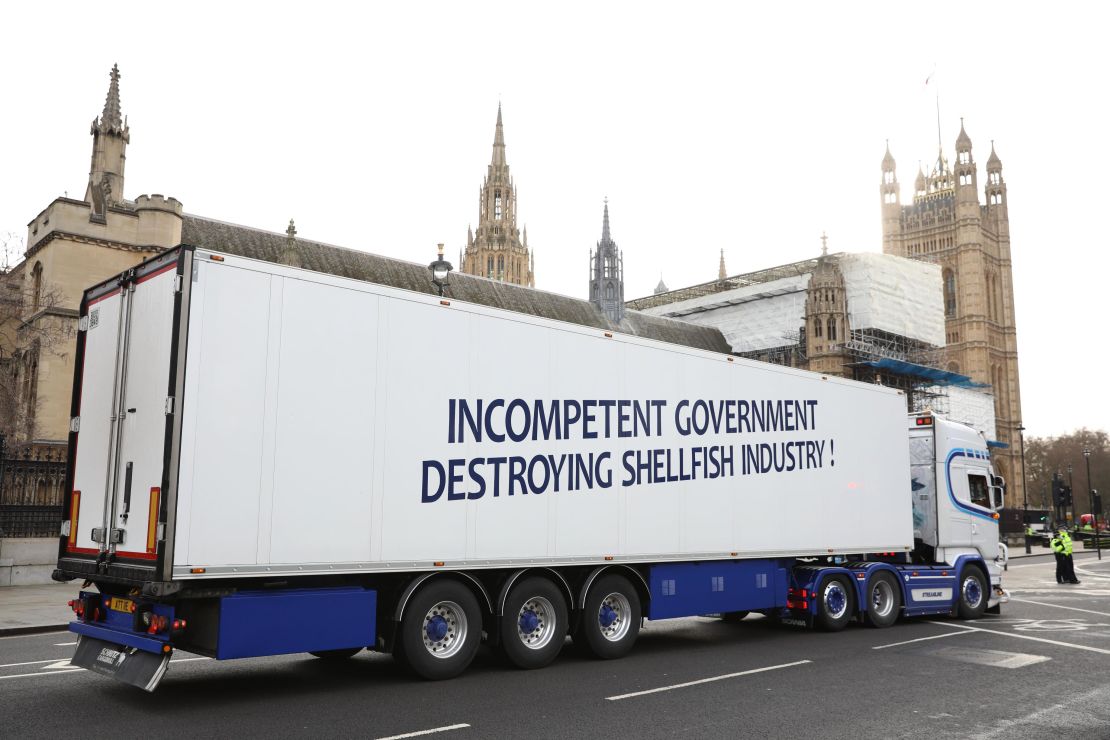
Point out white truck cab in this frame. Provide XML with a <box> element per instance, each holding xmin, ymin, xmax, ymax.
<box><xmin>909</xmin><ymin>413</ymin><xmax>1009</xmax><ymax>609</ymax></box>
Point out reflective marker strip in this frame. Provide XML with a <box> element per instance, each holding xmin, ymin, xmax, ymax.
<box><xmin>146</xmin><ymin>488</ymin><xmax>160</xmax><ymax>554</ymax></box>
<box><xmin>68</xmin><ymin>491</ymin><xmax>81</xmax><ymax>548</ymax></box>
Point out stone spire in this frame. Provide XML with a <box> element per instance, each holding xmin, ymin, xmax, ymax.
<box><xmin>718</xmin><ymin>249</ymin><xmax>727</xmax><ymax>280</ymax></box>
<box><xmin>492</xmin><ymin>103</ymin><xmax>506</xmax><ymax>166</ymax></box>
<box><xmin>96</xmin><ymin>64</ymin><xmax>126</xmax><ymax>135</ymax></box>
<box><xmin>589</xmin><ymin>198</ymin><xmax>624</xmax><ymax>323</ymax></box>
<box><xmin>460</xmin><ymin>104</ymin><xmax>534</xmax><ymax>286</ymax></box>
<box><xmin>85</xmin><ymin>64</ymin><xmax>130</xmax><ymax>215</ymax></box>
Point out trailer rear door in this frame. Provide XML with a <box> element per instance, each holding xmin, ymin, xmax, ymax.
<box><xmin>61</xmin><ymin>250</ymin><xmax>184</xmax><ymax>579</ymax></box>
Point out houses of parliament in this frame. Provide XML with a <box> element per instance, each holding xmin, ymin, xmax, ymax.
<box><xmin>0</xmin><ymin>66</ymin><xmax>1023</xmax><ymax>508</ymax></box>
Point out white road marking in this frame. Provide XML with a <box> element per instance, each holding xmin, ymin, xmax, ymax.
<box><xmin>605</xmin><ymin>659</ymin><xmax>812</xmax><ymax>701</ymax></box>
<box><xmin>930</xmin><ymin>645</ymin><xmax>1050</xmax><ymax>669</ymax></box>
<box><xmin>872</xmin><ymin>629</ymin><xmax>973</xmax><ymax>650</ymax></box>
<box><xmin>0</xmin><ymin>669</ymin><xmax>85</xmax><ymax>681</ymax></box>
<box><xmin>926</xmin><ymin>620</ymin><xmax>1110</xmax><ymax>655</ymax></box>
<box><xmin>1008</xmin><ymin>555</ymin><xmax>1102</xmax><ymax>569</ymax></box>
<box><xmin>53</xmin><ymin>641</ymin><xmax>77</xmax><ymax>646</ymax></box>
<box><xmin>374</xmin><ymin>724</ymin><xmax>470</xmax><ymax>740</ymax></box>
<box><xmin>0</xmin><ymin>631</ymin><xmax>67</xmax><ymax>640</ymax></box>
<box><xmin>39</xmin><ymin>660</ymin><xmax>73</xmax><ymax>670</ymax></box>
<box><xmin>968</xmin><ymin>685</ymin><xmax>1110</xmax><ymax>739</ymax></box>
<box><xmin>0</xmin><ymin>658</ymin><xmax>74</xmax><ymax>669</ymax></box>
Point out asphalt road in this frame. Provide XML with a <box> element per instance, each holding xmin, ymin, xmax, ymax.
<box><xmin>5</xmin><ymin>553</ymin><xmax>1110</xmax><ymax>739</ymax></box>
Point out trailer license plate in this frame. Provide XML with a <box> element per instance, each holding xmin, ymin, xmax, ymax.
<box><xmin>108</xmin><ymin>597</ymin><xmax>134</xmax><ymax>613</ymax></box>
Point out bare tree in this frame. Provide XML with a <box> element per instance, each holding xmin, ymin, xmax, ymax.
<box><xmin>0</xmin><ymin>233</ymin><xmax>71</xmax><ymax>443</ymax></box>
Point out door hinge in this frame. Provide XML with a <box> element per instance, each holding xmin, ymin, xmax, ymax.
<box><xmin>70</xmin><ymin>416</ymin><xmax>81</xmax><ymax>433</ymax></box>
<box><xmin>78</xmin><ymin>315</ymin><xmax>90</xmax><ymax>332</ymax></box>
<box><xmin>173</xmin><ymin>274</ymin><xmax>183</xmax><ymax>294</ymax></box>
<box><xmin>60</xmin><ymin>520</ymin><xmax>71</xmax><ymax>537</ymax></box>
<box><xmin>165</xmin><ymin>396</ymin><xmax>175</xmax><ymax>415</ymax></box>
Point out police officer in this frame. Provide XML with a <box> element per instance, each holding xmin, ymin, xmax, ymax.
<box><xmin>1052</xmin><ymin>527</ymin><xmax>1081</xmax><ymax>584</ymax></box>
<box><xmin>1051</xmin><ymin>528</ymin><xmax>1067</xmax><ymax>583</ymax></box>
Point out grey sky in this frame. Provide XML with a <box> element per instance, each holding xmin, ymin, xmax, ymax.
<box><xmin>1</xmin><ymin>1</ymin><xmax>1104</xmax><ymax>438</ymax></box>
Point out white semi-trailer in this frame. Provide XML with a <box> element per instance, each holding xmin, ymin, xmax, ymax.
<box><xmin>55</xmin><ymin>246</ymin><xmax>1008</xmax><ymax>690</ymax></box>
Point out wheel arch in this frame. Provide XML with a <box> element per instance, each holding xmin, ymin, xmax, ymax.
<box><xmin>858</xmin><ymin>564</ymin><xmax>907</xmax><ymax>616</ymax></box>
<box><xmin>393</xmin><ymin>571</ymin><xmax>494</xmax><ymax>624</ymax></box>
<box><xmin>496</xmin><ymin>567</ymin><xmax>575</xmax><ymax>617</ymax></box>
<box><xmin>577</xmin><ymin>565</ymin><xmax>650</xmax><ymax>610</ymax></box>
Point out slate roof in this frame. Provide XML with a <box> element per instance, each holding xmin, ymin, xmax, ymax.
<box><xmin>179</xmin><ymin>215</ymin><xmax>732</xmax><ymax>355</ymax></box>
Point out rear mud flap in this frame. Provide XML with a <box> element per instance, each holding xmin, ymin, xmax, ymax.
<box><xmin>71</xmin><ymin>635</ymin><xmax>172</xmax><ymax>692</ymax></box>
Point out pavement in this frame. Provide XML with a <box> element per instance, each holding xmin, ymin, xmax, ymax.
<box><xmin>0</xmin><ymin>581</ymin><xmax>83</xmax><ymax>636</ymax></box>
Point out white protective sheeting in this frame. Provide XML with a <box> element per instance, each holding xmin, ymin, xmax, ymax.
<box><xmin>639</xmin><ymin>275</ymin><xmax>810</xmax><ymax>353</ymax></box>
<box><xmin>927</xmin><ymin>385</ymin><xmax>997</xmax><ymax>442</ymax></box>
<box><xmin>641</xmin><ymin>252</ymin><xmax>944</xmax><ymax>354</ymax></box>
<box><xmin>837</xmin><ymin>253</ymin><xmax>944</xmax><ymax>347</ymax></box>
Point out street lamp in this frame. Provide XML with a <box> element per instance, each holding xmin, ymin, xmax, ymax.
<box><xmin>428</xmin><ymin>243</ymin><xmax>453</xmax><ymax>297</ymax></box>
<box><xmin>1068</xmin><ymin>463</ymin><xmax>1074</xmax><ymax>528</ymax></box>
<box><xmin>1019</xmin><ymin>425</ymin><xmax>1030</xmax><ymax>553</ymax></box>
<box><xmin>1086</xmin><ymin>448</ymin><xmax>1100</xmax><ymax>560</ymax></box>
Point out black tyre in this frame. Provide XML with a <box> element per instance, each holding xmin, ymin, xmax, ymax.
<box><xmin>957</xmin><ymin>567</ymin><xmax>988</xmax><ymax>620</ymax></box>
<box><xmin>499</xmin><ymin>576</ymin><xmax>568</xmax><ymax>670</ymax></box>
<box><xmin>719</xmin><ymin>611</ymin><xmax>750</xmax><ymax>623</ymax></box>
<box><xmin>864</xmin><ymin>572</ymin><xmax>901</xmax><ymax>628</ymax></box>
<box><xmin>394</xmin><ymin>579</ymin><xmax>482</xmax><ymax>680</ymax></box>
<box><xmin>815</xmin><ymin>575</ymin><xmax>854</xmax><ymax>632</ymax></box>
<box><xmin>309</xmin><ymin>647</ymin><xmax>362</xmax><ymax>659</ymax></box>
<box><xmin>574</xmin><ymin>574</ymin><xmax>641</xmax><ymax>659</ymax></box>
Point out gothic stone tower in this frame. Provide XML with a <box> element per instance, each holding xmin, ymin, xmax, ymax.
<box><xmin>880</xmin><ymin>122</ymin><xmax>1024</xmax><ymax>504</ymax></box>
<box><xmin>460</xmin><ymin>105</ymin><xmax>535</xmax><ymax>287</ymax></box>
<box><xmin>85</xmin><ymin>64</ymin><xmax>129</xmax><ymax>219</ymax></box>
<box><xmin>1</xmin><ymin>65</ymin><xmax>182</xmax><ymax>444</ymax></box>
<box><xmin>588</xmin><ymin>200</ymin><xmax>624</xmax><ymax>322</ymax></box>
<box><xmin>804</xmin><ymin>238</ymin><xmax>850</xmax><ymax>377</ymax></box>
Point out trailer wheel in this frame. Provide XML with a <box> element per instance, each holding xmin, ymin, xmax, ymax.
<box><xmin>864</xmin><ymin>573</ymin><xmax>901</xmax><ymax>628</ymax></box>
<box><xmin>575</xmin><ymin>574</ymin><xmax>641</xmax><ymax>659</ymax></box>
<box><xmin>499</xmin><ymin>576</ymin><xmax>568</xmax><ymax>670</ymax></box>
<box><xmin>815</xmin><ymin>575</ymin><xmax>854</xmax><ymax>632</ymax></box>
<box><xmin>309</xmin><ymin>647</ymin><xmax>362</xmax><ymax>660</ymax></box>
<box><xmin>957</xmin><ymin>567</ymin><xmax>988</xmax><ymax>620</ymax></box>
<box><xmin>395</xmin><ymin>580</ymin><xmax>481</xmax><ymax>680</ymax></box>
<box><xmin>719</xmin><ymin>611</ymin><xmax>750</xmax><ymax>623</ymax></box>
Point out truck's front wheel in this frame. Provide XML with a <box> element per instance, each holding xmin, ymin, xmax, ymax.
<box><xmin>575</xmin><ymin>574</ymin><xmax>641</xmax><ymax>659</ymax></box>
<box><xmin>957</xmin><ymin>568</ymin><xmax>988</xmax><ymax>620</ymax></box>
<box><xmin>395</xmin><ymin>580</ymin><xmax>482</xmax><ymax>680</ymax></box>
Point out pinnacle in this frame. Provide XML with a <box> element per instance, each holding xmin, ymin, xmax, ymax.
<box><xmin>98</xmin><ymin>64</ymin><xmax>125</xmax><ymax>134</ymax></box>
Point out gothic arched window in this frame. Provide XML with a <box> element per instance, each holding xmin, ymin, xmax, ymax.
<box><xmin>605</xmin><ymin>283</ymin><xmax>615</xmax><ymax>300</ymax></box>
<box><xmin>487</xmin><ymin>256</ymin><xmax>493</xmax><ymax>277</ymax></box>
<box><xmin>31</xmin><ymin>262</ymin><xmax>43</xmax><ymax>312</ymax></box>
<box><xmin>827</xmin><ymin>318</ymin><xmax>837</xmax><ymax>341</ymax></box>
<box><xmin>814</xmin><ymin>318</ymin><xmax>822</xmax><ymax>338</ymax></box>
<box><xmin>943</xmin><ymin>269</ymin><xmax>957</xmax><ymax>317</ymax></box>
<box><xmin>494</xmin><ymin>190</ymin><xmax>502</xmax><ymax>220</ymax></box>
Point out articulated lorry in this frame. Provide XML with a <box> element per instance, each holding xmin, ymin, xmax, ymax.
<box><xmin>54</xmin><ymin>246</ymin><xmax>1009</xmax><ymax>691</ymax></box>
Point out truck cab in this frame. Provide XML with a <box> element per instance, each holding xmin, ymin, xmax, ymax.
<box><xmin>909</xmin><ymin>413</ymin><xmax>1007</xmax><ymax>610</ymax></box>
